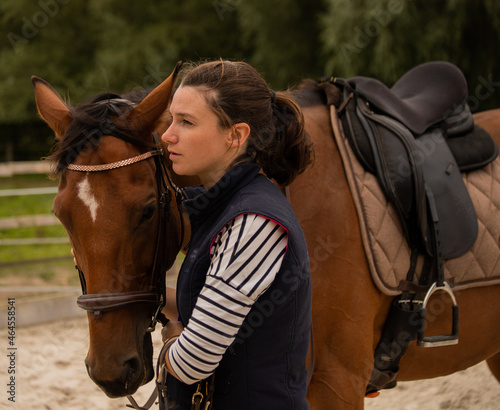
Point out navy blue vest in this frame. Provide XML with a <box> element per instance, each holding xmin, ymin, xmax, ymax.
<box><xmin>168</xmin><ymin>163</ymin><xmax>311</xmax><ymax>410</ymax></box>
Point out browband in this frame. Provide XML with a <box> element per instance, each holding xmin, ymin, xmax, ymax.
<box><xmin>66</xmin><ymin>149</ymin><xmax>163</xmax><ymax>172</ymax></box>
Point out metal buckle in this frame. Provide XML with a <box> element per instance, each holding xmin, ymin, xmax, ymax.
<box><xmin>147</xmin><ymin>303</ymin><xmax>162</xmax><ymax>332</ymax></box>
<box><xmin>192</xmin><ymin>383</ymin><xmax>204</xmax><ymax>405</ymax></box>
<box><xmin>156</xmin><ymin>363</ymin><xmax>166</xmax><ymax>384</ymax></box>
<box><xmin>417</xmin><ymin>281</ymin><xmax>459</xmax><ymax>347</ymax></box>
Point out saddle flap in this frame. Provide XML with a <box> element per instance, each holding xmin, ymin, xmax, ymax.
<box><xmin>342</xmin><ymin>93</ymin><xmax>426</xmax><ymax>247</ymax></box>
<box><xmin>416</xmin><ymin>132</ymin><xmax>478</xmax><ymax>258</ymax></box>
<box><xmin>341</xmin><ymin>90</ymin><xmax>480</xmax><ymax>259</ymax></box>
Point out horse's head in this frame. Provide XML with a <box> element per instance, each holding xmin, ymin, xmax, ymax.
<box><xmin>32</xmin><ymin>63</ymin><xmax>187</xmax><ymax>397</ymax></box>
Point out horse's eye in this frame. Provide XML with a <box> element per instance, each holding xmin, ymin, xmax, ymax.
<box><xmin>140</xmin><ymin>205</ymin><xmax>156</xmax><ymax>223</ymax></box>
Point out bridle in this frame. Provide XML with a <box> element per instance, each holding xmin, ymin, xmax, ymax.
<box><xmin>71</xmin><ymin>132</ymin><xmax>184</xmax><ymax>332</ymax></box>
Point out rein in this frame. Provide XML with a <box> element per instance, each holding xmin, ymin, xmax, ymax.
<box><xmin>71</xmin><ymin>133</ymin><xmax>184</xmax><ymax>332</ymax></box>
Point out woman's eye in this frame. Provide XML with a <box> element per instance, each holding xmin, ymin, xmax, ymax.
<box><xmin>182</xmin><ymin>119</ymin><xmax>193</xmax><ymax>126</ymax></box>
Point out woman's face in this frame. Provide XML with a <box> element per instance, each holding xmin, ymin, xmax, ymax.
<box><xmin>162</xmin><ymin>86</ymin><xmax>241</xmax><ymax>188</ymax></box>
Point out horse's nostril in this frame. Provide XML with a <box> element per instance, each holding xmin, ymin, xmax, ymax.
<box><xmin>85</xmin><ymin>353</ymin><xmax>144</xmax><ymax>397</ymax></box>
<box><xmin>124</xmin><ymin>356</ymin><xmax>141</xmax><ymax>386</ymax></box>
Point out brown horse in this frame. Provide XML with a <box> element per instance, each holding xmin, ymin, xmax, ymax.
<box><xmin>32</xmin><ymin>64</ymin><xmax>500</xmax><ymax>409</ymax></box>
<box><xmin>32</xmin><ymin>63</ymin><xmax>195</xmax><ymax>399</ymax></box>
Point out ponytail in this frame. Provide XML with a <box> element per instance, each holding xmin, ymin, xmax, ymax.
<box><xmin>250</xmin><ymin>91</ymin><xmax>313</xmax><ymax>186</ymax></box>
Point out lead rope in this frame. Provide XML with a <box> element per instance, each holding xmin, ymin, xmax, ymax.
<box><xmin>155</xmin><ymin>338</ymin><xmax>177</xmax><ymax>410</ymax></box>
<box><xmin>126</xmin><ymin>338</ymin><xmax>174</xmax><ymax>410</ymax></box>
<box><xmin>127</xmin><ymin>392</ymin><xmax>158</xmax><ymax>410</ymax></box>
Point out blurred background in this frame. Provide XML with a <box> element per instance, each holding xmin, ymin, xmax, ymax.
<box><xmin>2</xmin><ymin>0</ymin><xmax>500</xmax><ymax>160</ymax></box>
<box><xmin>1</xmin><ymin>0</ymin><xmax>500</xmax><ymax>304</ymax></box>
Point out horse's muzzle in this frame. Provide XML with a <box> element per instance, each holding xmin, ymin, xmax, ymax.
<box><xmin>85</xmin><ymin>353</ymin><xmax>144</xmax><ymax>397</ymax></box>
<box><xmin>85</xmin><ymin>332</ymin><xmax>154</xmax><ymax>398</ymax></box>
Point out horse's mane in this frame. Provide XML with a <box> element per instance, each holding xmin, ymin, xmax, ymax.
<box><xmin>45</xmin><ymin>90</ymin><xmax>154</xmax><ymax>178</ymax></box>
<box><xmin>293</xmin><ymin>78</ymin><xmax>342</xmax><ymax>108</ymax></box>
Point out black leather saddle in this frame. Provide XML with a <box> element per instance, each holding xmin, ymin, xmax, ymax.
<box><xmin>347</xmin><ymin>61</ymin><xmax>469</xmax><ymax>134</ymax></box>
<box><xmin>336</xmin><ymin>61</ymin><xmax>498</xmax><ymax>262</ymax></box>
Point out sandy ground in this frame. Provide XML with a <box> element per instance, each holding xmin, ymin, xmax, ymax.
<box><xmin>1</xmin><ymin>317</ymin><xmax>499</xmax><ymax>410</ymax></box>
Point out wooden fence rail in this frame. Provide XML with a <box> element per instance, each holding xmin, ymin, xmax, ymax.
<box><xmin>0</xmin><ymin>214</ymin><xmax>59</xmax><ymax>229</ymax></box>
<box><xmin>0</xmin><ymin>161</ymin><xmax>65</xmax><ymax>267</ymax></box>
<box><xmin>0</xmin><ymin>161</ymin><xmax>51</xmax><ymax>177</ymax></box>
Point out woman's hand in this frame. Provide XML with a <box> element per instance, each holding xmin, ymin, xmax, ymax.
<box><xmin>161</xmin><ymin>320</ymin><xmax>184</xmax><ymax>343</ymax></box>
<box><xmin>71</xmin><ymin>248</ymin><xmax>77</xmax><ymax>264</ymax></box>
<box><xmin>161</xmin><ymin>320</ymin><xmax>185</xmax><ymax>381</ymax></box>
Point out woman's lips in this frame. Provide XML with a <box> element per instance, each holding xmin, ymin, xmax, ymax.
<box><xmin>168</xmin><ymin>151</ymin><xmax>180</xmax><ymax>160</ymax></box>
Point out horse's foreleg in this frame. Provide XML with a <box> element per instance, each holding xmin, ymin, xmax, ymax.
<box><xmin>486</xmin><ymin>352</ymin><xmax>500</xmax><ymax>384</ymax></box>
<box><xmin>307</xmin><ymin>327</ymin><xmax>375</xmax><ymax>409</ymax></box>
<box><xmin>307</xmin><ymin>281</ymin><xmax>385</xmax><ymax>410</ymax></box>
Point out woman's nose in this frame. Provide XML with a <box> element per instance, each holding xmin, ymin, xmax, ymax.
<box><xmin>161</xmin><ymin>126</ymin><xmax>177</xmax><ymax>144</ymax></box>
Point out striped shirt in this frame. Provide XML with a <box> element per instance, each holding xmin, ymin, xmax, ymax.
<box><xmin>168</xmin><ymin>213</ymin><xmax>288</xmax><ymax>384</ymax></box>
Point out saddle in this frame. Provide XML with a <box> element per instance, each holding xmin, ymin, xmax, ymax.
<box><xmin>346</xmin><ymin>61</ymin><xmax>472</xmax><ymax>135</ymax></box>
<box><xmin>337</xmin><ymin>61</ymin><xmax>497</xmax><ymax>261</ymax></box>
<box><xmin>330</xmin><ymin>61</ymin><xmax>498</xmax><ymax>394</ymax></box>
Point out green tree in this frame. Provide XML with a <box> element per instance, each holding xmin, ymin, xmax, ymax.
<box><xmin>2</xmin><ymin>0</ymin><xmax>500</xmax><ymax>161</ymax></box>
<box><xmin>0</xmin><ymin>0</ymin><xmax>104</xmax><ymax>160</ymax></box>
<box><xmin>1</xmin><ymin>0</ymin><xmax>103</xmax><ymax>122</ymax></box>
<box><xmin>0</xmin><ymin>0</ymin><xmax>250</xmax><ymax>159</ymax></box>
<box><xmin>0</xmin><ymin>0</ymin><xmax>249</xmax><ymax>124</ymax></box>
<box><xmin>237</xmin><ymin>0</ymin><xmax>326</xmax><ymax>89</ymax></box>
<box><xmin>320</xmin><ymin>0</ymin><xmax>500</xmax><ymax>110</ymax></box>
<box><xmin>85</xmin><ymin>0</ymin><xmax>249</xmax><ymax>93</ymax></box>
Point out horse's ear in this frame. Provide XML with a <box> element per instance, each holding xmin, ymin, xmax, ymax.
<box><xmin>31</xmin><ymin>76</ymin><xmax>72</xmax><ymax>139</ymax></box>
<box><xmin>127</xmin><ymin>61</ymin><xmax>182</xmax><ymax>134</ymax></box>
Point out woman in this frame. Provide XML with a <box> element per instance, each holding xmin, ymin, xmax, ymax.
<box><xmin>160</xmin><ymin>60</ymin><xmax>313</xmax><ymax>409</ymax></box>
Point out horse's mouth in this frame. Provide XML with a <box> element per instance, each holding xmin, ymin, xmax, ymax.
<box><xmin>89</xmin><ymin>332</ymin><xmax>155</xmax><ymax>398</ymax></box>
<box><xmin>142</xmin><ymin>330</ymin><xmax>155</xmax><ymax>385</ymax></box>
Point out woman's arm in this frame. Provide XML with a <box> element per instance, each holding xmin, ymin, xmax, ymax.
<box><xmin>162</xmin><ymin>287</ymin><xmax>178</xmax><ymax>321</ymax></box>
<box><xmin>162</xmin><ymin>214</ymin><xmax>288</xmax><ymax>384</ymax></box>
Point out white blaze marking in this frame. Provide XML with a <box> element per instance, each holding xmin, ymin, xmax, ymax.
<box><xmin>77</xmin><ymin>176</ymin><xmax>99</xmax><ymax>222</ymax></box>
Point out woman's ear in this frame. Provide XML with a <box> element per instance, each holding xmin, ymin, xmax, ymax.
<box><xmin>228</xmin><ymin>122</ymin><xmax>251</xmax><ymax>148</ymax></box>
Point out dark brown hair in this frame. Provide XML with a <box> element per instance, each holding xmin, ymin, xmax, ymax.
<box><xmin>179</xmin><ymin>60</ymin><xmax>313</xmax><ymax>185</ymax></box>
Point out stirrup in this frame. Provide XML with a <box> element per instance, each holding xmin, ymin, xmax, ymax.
<box><xmin>417</xmin><ymin>281</ymin><xmax>459</xmax><ymax>347</ymax></box>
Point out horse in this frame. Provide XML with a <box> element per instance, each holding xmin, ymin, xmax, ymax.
<box><xmin>32</xmin><ymin>62</ymin><xmax>500</xmax><ymax>409</ymax></box>
<box><xmin>31</xmin><ymin>63</ymin><xmax>195</xmax><ymax>400</ymax></box>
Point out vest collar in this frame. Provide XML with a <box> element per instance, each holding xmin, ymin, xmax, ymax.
<box><xmin>182</xmin><ymin>162</ymin><xmax>262</xmax><ymax>218</ymax></box>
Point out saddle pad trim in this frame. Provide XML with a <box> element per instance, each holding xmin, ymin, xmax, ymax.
<box><xmin>330</xmin><ymin>105</ymin><xmax>400</xmax><ymax>293</ymax></box>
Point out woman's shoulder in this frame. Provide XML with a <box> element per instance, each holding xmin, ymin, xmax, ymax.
<box><xmin>231</xmin><ymin>174</ymin><xmax>295</xmax><ymax>224</ymax></box>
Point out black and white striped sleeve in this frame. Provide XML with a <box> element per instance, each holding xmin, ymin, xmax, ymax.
<box><xmin>168</xmin><ymin>213</ymin><xmax>288</xmax><ymax>384</ymax></box>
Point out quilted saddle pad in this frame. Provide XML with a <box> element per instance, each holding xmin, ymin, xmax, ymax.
<box><xmin>330</xmin><ymin>106</ymin><xmax>500</xmax><ymax>296</ymax></box>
